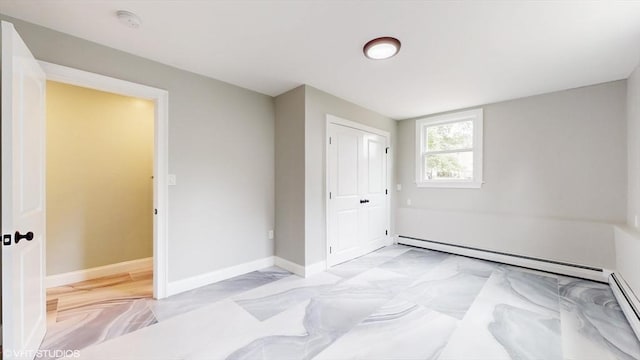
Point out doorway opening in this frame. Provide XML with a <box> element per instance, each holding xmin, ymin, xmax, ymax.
<box><xmin>44</xmin><ymin>80</ymin><xmax>155</xmax><ymax>323</ymax></box>
<box><xmin>40</xmin><ymin>61</ymin><xmax>169</xmax><ymax>300</ymax></box>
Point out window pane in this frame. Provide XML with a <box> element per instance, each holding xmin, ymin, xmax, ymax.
<box><xmin>424</xmin><ymin>151</ymin><xmax>473</xmax><ymax>180</ymax></box>
<box><xmin>426</xmin><ymin>120</ymin><xmax>473</xmax><ymax>151</ymax></box>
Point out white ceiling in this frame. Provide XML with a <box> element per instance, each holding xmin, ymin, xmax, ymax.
<box><xmin>2</xmin><ymin>1</ymin><xmax>640</xmax><ymax>119</ymax></box>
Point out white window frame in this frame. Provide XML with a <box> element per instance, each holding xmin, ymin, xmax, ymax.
<box><xmin>415</xmin><ymin>108</ymin><xmax>483</xmax><ymax>188</ymax></box>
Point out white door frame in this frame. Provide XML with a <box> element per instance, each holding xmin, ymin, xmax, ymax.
<box><xmin>39</xmin><ymin>61</ymin><xmax>169</xmax><ymax>299</ymax></box>
<box><xmin>325</xmin><ymin>114</ymin><xmax>392</xmax><ymax>267</ymax></box>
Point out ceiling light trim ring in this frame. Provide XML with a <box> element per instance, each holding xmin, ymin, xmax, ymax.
<box><xmin>363</xmin><ymin>36</ymin><xmax>401</xmax><ymax>60</ymax></box>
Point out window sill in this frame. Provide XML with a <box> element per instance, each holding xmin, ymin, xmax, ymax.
<box><xmin>416</xmin><ymin>181</ymin><xmax>483</xmax><ymax>189</ymax></box>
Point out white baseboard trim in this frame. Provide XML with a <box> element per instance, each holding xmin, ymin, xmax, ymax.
<box><xmin>609</xmin><ymin>272</ymin><xmax>640</xmax><ymax>340</ymax></box>
<box><xmin>166</xmin><ymin>256</ymin><xmax>275</xmax><ymax>297</ymax></box>
<box><xmin>274</xmin><ymin>257</ymin><xmax>327</xmax><ymax>278</ymax></box>
<box><xmin>397</xmin><ymin>236</ymin><xmax>609</xmax><ymax>282</ymax></box>
<box><xmin>46</xmin><ymin>257</ymin><xmax>153</xmax><ymax>288</ymax></box>
<box><xmin>305</xmin><ymin>260</ymin><xmax>327</xmax><ymax>277</ymax></box>
<box><xmin>274</xmin><ymin>257</ymin><xmax>305</xmax><ymax>277</ymax></box>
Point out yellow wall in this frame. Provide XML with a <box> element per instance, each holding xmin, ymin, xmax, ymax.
<box><xmin>46</xmin><ymin>81</ymin><xmax>154</xmax><ymax>275</ymax></box>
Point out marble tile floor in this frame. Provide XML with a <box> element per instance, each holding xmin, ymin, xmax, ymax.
<box><xmin>42</xmin><ymin>266</ymin><xmax>156</xmax><ymax>360</ymax></box>
<box><xmin>41</xmin><ymin>245</ymin><xmax>640</xmax><ymax>360</ymax></box>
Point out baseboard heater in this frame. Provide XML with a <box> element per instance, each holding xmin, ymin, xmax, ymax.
<box><xmin>397</xmin><ymin>235</ymin><xmax>606</xmax><ymax>282</ymax></box>
<box><xmin>610</xmin><ymin>273</ymin><xmax>640</xmax><ymax>340</ymax></box>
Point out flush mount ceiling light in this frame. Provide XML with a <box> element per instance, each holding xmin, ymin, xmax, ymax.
<box><xmin>363</xmin><ymin>37</ymin><xmax>401</xmax><ymax>60</ymax></box>
<box><xmin>116</xmin><ymin>10</ymin><xmax>142</xmax><ymax>29</ymax></box>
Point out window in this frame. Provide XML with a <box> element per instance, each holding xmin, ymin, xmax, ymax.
<box><xmin>415</xmin><ymin>108</ymin><xmax>483</xmax><ymax>188</ymax></box>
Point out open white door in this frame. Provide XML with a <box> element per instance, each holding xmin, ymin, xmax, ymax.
<box><xmin>1</xmin><ymin>21</ymin><xmax>47</xmax><ymax>360</ymax></box>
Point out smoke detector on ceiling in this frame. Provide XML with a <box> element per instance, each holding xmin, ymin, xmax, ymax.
<box><xmin>116</xmin><ymin>10</ymin><xmax>142</xmax><ymax>29</ymax></box>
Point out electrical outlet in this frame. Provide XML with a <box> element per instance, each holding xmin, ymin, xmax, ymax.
<box><xmin>168</xmin><ymin>174</ymin><xmax>177</xmax><ymax>186</ymax></box>
<box><xmin>407</xmin><ymin>198</ymin><xmax>412</xmax><ymax>206</ymax></box>
<box><xmin>268</xmin><ymin>230</ymin><xmax>274</xmax><ymax>240</ymax></box>
<box><xmin>396</xmin><ymin>184</ymin><xmax>402</xmax><ymax>191</ymax></box>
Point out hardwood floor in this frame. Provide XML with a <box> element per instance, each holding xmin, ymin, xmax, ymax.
<box><xmin>47</xmin><ymin>266</ymin><xmax>153</xmax><ymax>325</ymax></box>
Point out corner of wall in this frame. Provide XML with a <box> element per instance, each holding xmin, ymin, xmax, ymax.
<box><xmin>627</xmin><ymin>63</ymin><xmax>640</xmax><ymax>230</ymax></box>
<box><xmin>303</xmin><ymin>86</ymin><xmax>396</xmax><ymax>267</ymax></box>
<box><xmin>274</xmin><ymin>85</ymin><xmax>307</xmax><ymax>266</ymax></box>
<box><xmin>617</xmin><ymin>61</ymin><xmax>640</xmax><ymax>301</ymax></box>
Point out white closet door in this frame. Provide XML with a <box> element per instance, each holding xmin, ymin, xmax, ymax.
<box><xmin>362</xmin><ymin>132</ymin><xmax>388</xmax><ymax>246</ymax></box>
<box><xmin>328</xmin><ymin>124</ymin><xmax>363</xmax><ymax>265</ymax></box>
<box><xmin>327</xmin><ymin>122</ymin><xmax>389</xmax><ymax>267</ymax></box>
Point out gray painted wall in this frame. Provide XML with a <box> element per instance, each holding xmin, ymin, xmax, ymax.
<box><xmin>273</xmin><ymin>85</ymin><xmax>396</xmax><ymax>267</ymax></box>
<box><xmin>616</xmin><ymin>64</ymin><xmax>640</xmax><ymax>297</ymax></box>
<box><xmin>396</xmin><ymin>81</ymin><xmax>627</xmax><ymax>268</ymax></box>
<box><xmin>1</xmin><ymin>15</ymin><xmax>275</xmax><ymax>282</ymax></box>
<box><xmin>627</xmin><ymin>65</ymin><xmax>640</xmax><ymax>231</ymax></box>
<box><xmin>305</xmin><ymin>85</ymin><xmax>396</xmax><ymax>265</ymax></box>
<box><xmin>274</xmin><ymin>86</ymin><xmax>306</xmax><ymax>265</ymax></box>
<box><xmin>2</xmin><ymin>12</ymin><xmax>634</xmax><ymax>295</ymax></box>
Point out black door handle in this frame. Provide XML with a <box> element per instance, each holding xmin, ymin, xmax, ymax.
<box><xmin>360</xmin><ymin>199</ymin><xmax>370</xmax><ymax>204</ymax></box>
<box><xmin>15</xmin><ymin>231</ymin><xmax>34</xmax><ymax>244</ymax></box>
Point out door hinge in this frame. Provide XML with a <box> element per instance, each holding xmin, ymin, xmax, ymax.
<box><xmin>329</xmin><ymin>192</ymin><xmax>332</xmax><ymax>199</ymax></box>
<box><xmin>385</xmin><ymin>147</ymin><xmax>389</xmax><ymax>154</ymax></box>
<box><xmin>3</xmin><ymin>234</ymin><xmax>12</xmax><ymax>246</ymax></box>
<box><xmin>329</xmin><ymin>137</ymin><xmax>332</xmax><ymax>145</ymax></box>
<box><xmin>385</xmin><ymin>230</ymin><xmax>388</xmax><ymax>236</ymax></box>
<box><xmin>330</xmin><ymin>246</ymin><xmax>332</xmax><ymax>254</ymax></box>
<box><xmin>154</xmin><ymin>209</ymin><xmax>158</xmax><ymax>215</ymax></box>
<box><xmin>385</xmin><ymin>189</ymin><xmax>388</xmax><ymax>195</ymax></box>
